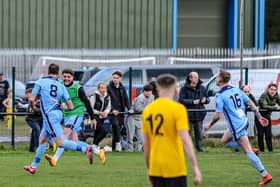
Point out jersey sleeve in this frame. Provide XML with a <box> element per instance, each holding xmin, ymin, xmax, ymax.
<box><xmin>31</xmin><ymin>80</ymin><xmax>41</xmax><ymax>97</ymax></box>
<box><xmin>141</xmin><ymin>108</ymin><xmax>150</xmax><ymax>134</ymax></box>
<box><xmin>175</xmin><ymin>104</ymin><xmax>189</xmax><ymax>131</ymax></box>
<box><xmin>215</xmin><ymin>93</ymin><xmax>224</xmax><ymax>113</ymax></box>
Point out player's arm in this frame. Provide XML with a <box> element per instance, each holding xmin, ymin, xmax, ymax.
<box><xmin>142</xmin><ymin>132</ymin><xmax>151</xmax><ymax>184</ymax></box>
<box><xmin>64</xmin><ymin>99</ymin><xmax>73</xmax><ymax>110</ymax></box>
<box><xmin>246</xmin><ymin>99</ymin><xmax>268</xmax><ymax>126</ymax></box>
<box><xmin>179</xmin><ymin>130</ymin><xmax>202</xmax><ymax>185</ymax></box>
<box><xmin>204</xmin><ymin>112</ymin><xmax>222</xmax><ymax>131</ymax></box>
<box><xmin>143</xmin><ymin>132</ymin><xmax>150</xmax><ymax>170</ymax></box>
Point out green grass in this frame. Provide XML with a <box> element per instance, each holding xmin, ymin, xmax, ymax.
<box><xmin>0</xmin><ymin>148</ymin><xmax>279</xmax><ymax>187</ymax></box>
<box><xmin>0</xmin><ymin>116</ymin><xmax>30</xmax><ymax>137</ymax></box>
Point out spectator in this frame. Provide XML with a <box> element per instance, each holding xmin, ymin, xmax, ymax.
<box><xmin>107</xmin><ymin>71</ymin><xmax>133</xmax><ymax>151</ymax></box>
<box><xmin>242</xmin><ymin>85</ymin><xmax>259</xmax><ymax>153</ymax></box>
<box><xmin>242</xmin><ymin>85</ymin><xmax>258</xmax><ymax>107</ymax></box>
<box><xmin>2</xmin><ymin>89</ymin><xmax>13</xmax><ymax>128</ymax></box>
<box><xmin>19</xmin><ymin>88</ymin><xmax>42</xmax><ymax>152</ymax></box>
<box><xmin>258</xmin><ymin>83</ymin><xmax>280</xmax><ymax>152</ymax></box>
<box><xmin>179</xmin><ymin>72</ymin><xmax>210</xmax><ymax>152</ymax></box>
<box><xmin>90</xmin><ymin>82</ymin><xmax>111</xmax><ymax>148</ymax></box>
<box><xmin>0</xmin><ymin>73</ymin><xmax>10</xmax><ymax>121</ymax></box>
<box><xmin>127</xmin><ymin>84</ymin><xmax>154</xmax><ymax>152</ymax></box>
<box><xmin>148</xmin><ymin>77</ymin><xmax>159</xmax><ymax>99</ymax></box>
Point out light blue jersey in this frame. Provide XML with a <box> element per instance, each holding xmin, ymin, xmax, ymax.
<box><xmin>32</xmin><ymin>76</ymin><xmax>70</xmax><ymax>113</ymax></box>
<box><xmin>215</xmin><ymin>85</ymin><xmax>250</xmax><ymax>140</ymax></box>
<box><xmin>32</xmin><ymin>76</ymin><xmax>70</xmax><ymax>139</ymax></box>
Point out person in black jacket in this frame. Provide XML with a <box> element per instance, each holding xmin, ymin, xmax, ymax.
<box><xmin>242</xmin><ymin>85</ymin><xmax>259</xmax><ymax>154</ymax></box>
<box><xmin>107</xmin><ymin>71</ymin><xmax>133</xmax><ymax>151</ymax></box>
<box><xmin>179</xmin><ymin>71</ymin><xmax>210</xmax><ymax>152</ymax></box>
<box><xmin>0</xmin><ymin>73</ymin><xmax>9</xmax><ymax>121</ymax></box>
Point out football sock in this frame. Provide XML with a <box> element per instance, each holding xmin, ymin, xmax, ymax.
<box><xmin>63</xmin><ymin>139</ymin><xmax>86</xmax><ymax>153</ymax></box>
<box><xmin>31</xmin><ymin>143</ymin><xmax>47</xmax><ymax>168</ymax></box>
<box><xmin>246</xmin><ymin>151</ymin><xmax>268</xmax><ymax>177</ymax></box>
<box><xmin>53</xmin><ymin>147</ymin><xmax>64</xmax><ymax>162</ymax></box>
<box><xmin>225</xmin><ymin>140</ymin><xmax>241</xmax><ymax>151</ymax></box>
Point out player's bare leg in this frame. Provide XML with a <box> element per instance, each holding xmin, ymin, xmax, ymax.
<box><xmin>238</xmin><ymin>136</ymin><xmax>272</xmax><ymax>185</ymax></box>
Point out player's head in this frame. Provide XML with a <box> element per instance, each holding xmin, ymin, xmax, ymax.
<box><xmin>97</xmin><ymin>82</ymin><xmax>107</xmax><ymax>96</ymax></box>
<box><xmin>62</xmin><ymin>69</ymin><xmax>74</xmax><ymax>86</ymax></box>
<box><xmin>48</xmin><ymin>64</ymin><xmax>59</xmax><ymax>76</ymax></box>
<box><xmin>216</xmin><ymin>70</ymin><xmax>231</xmax><ymax>87</ymax></box>
<box><xmin>156</xmin><ymin>74</ymin><xmax>177</xmax><ymax>98</ymax></box>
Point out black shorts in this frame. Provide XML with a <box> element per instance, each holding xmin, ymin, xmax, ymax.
<box><xmin>150</xmin><ymin>176</ymin><xmax>187</xmax><ymax>187</ymax></box>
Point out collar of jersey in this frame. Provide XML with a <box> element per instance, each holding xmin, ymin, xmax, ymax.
<box><xmin>42</xmin><ymin>75</ymin><xmax>59</xmax><ymax>81</ymax></box>
<box><xmin>219</xmin><ymin>85</ymin><xmax>234</xmax><ymax>93</ymax></box>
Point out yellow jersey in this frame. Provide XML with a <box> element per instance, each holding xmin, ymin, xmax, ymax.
<box><xmin>142</xmin><ymin>98</ymin><xmax>189</xmax><ymax>178</ymax></box>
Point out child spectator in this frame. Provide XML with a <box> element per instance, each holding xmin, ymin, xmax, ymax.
<box><xmin>2</xmin><ymin>89</ymin><xmax>13</xmax><ymax>128</ymax></box>
<box><xmin>127</xmin><ymin>84</ymin><xmax>154</xmax><ymax>151</ymax></box>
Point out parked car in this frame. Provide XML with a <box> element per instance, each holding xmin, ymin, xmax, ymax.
<box><xmin>83</xmin><ymin>64</ymin><xmax>220</xmax><ymax>97</ymax></box>
<box><xmin>73</xmin><ymin>67</ymin><xmax>101</xmax><ymax>85</ymax></box>
<box><xmin>203</xmin><ymin>69</ymin><xmax>280</xmax><ymax>137</ymax></box>
<box><xmin>6</xmin><ymin>78</ymin><xmax>27</xmax><ymax>111</ymax></box>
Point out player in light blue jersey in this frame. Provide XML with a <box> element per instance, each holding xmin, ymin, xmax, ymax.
<box><xmin>24</xmin><ymin>64</ymin><xmax>93</xmax><ymax>175</ymax></box>
<box><xmin>204</xmin><ymin>70</ymin><xmax>272</xmax><ymax>185</ymax></box>
<box><xmin>44</xmin><ymin>69</ymin><xmax>106</xmax><ymax>167</ymax></box>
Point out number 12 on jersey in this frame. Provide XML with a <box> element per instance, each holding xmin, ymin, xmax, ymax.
<box><xmin>146</xmin><ymin>113</ymin><xmax>164</xmax><ymax>136</ymax></box>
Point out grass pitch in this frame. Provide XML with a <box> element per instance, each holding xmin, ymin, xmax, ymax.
<box><xmin>0</xmin><ymin>148</ymin><xmax>279</xmax><ymax>187</ymax></box>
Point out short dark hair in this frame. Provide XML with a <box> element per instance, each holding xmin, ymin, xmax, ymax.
<box><xmin>268</xmin><ymin>82</ymin><xmax>278</xmax><ymax>89</ymax></box>
<box><xmin>218</xmin><ymin>70</ymin><xmax>231</xmax><ymax>84</ymax></box>
<box><xmin>62</xmin><ymin>69</ymin><xmax>74</xmax><ymax>76</ymax></box>
<box><xmin>25</xmin><ymin>88</ymin><xmax>33</xmax><ymax>94</ymax></box>
<box><xmin>156</xmin><ymin>74</ymin><xmax>177</xmax><ymax>89</ymax></box>
<box><xmin>143</xmin><ymin>84</ymin><xmax>153</xmax><ymax>91</ymax></box>
<box><xmin>112</xmin><ymin>70</ymin><xmax>122</xmax><ymax>77</ymax></box>
<box><xmin>48</xmin><ymin>64</ymin><xmax>59</xmax><ymax>75</ymax></box>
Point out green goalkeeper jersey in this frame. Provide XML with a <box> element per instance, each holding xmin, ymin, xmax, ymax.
<box><xmin>63</xmin><ymin>82</ymin><xmax>84</xmax><ymax>117</ymax></box>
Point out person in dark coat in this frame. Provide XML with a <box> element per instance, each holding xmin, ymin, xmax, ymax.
<box><xmin>107</xmin><ymin>71</ymin><xmax>133</xmax><ymax>151</ymax></box>
<box><xmin>0</xmin><ymin>73</ymin><xmax>9</xmax><ymax>121</ymax></box>
<box><xmin>179</xmin><ymin>71</ymin><xmax>210</xmax><ymax>152</ymax></box>
<box><xmin>258</xmin><ymin>83</ymin><xmax>280</xmax><ymax>152</ymax></box>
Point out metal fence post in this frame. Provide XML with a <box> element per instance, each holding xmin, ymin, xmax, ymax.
<box><xmin>129</xmin><ymin>67</ymin><xmax>132</xmax><ymax>105</ymax></box>
<box><xmin>11</xmin><ymin>67</ymin><xmax>15</xmax><ymax>149</ymax></box>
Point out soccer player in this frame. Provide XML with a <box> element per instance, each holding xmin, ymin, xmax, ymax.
<box><xmin>142</xmin><ymin>74</ymin><xmax>201</xmax><ymax>187</ymax></box>
<box><xmin>204</xmin><ymin>70</ymin><xmax>272</xmax><ymax>185</ymax></box>
<box><xmin>24</xmin><ymin>64</ymin><xmax>93</xmax><ymax>175</ymax></box>
<box><xmin>44</xmin><ymin>69</ymin><xmax>106</xmax><ymax>167</ymax></box>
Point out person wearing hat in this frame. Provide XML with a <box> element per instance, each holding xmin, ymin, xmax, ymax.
<box><xmin>0</xmin><ymin>73</ymin><xmax>10</xmax><ymax>121</ymax></box>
